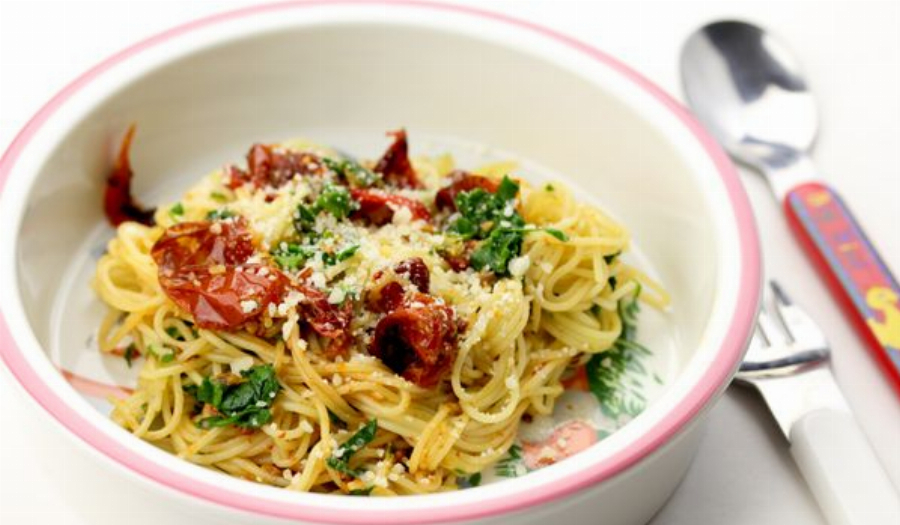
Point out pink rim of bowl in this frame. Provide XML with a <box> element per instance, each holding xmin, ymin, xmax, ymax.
<box><xmin>0</xmin><ymin>1</ymin><xmax>761</xmax><ymax>523</ymax></box>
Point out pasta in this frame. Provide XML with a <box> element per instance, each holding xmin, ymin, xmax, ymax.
<box><xmin>93</xmin><ymin>129</ymin><xmax>668</xmax><ymax>495</ymax></box>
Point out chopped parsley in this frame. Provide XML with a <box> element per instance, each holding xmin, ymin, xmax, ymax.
<box><xmin>272</xmin><ymin>242</ymin><xmax>358</xmax><ymax>271</ymax></box>
<box><xmin>147</xmin><ymin>343</ymin><xmax>175</xmax><ymax>363</ymax></box>
<box><xmin>449</xmin><ymin>176</ymin><xmax>522</xmax><ymax>239</ymax></box>
<box><xmin>168</xmin><ymin>202</ymin><xmax>185</xmax><ymax>221</ymax></box>
<box><xmin>165</xmin><ymin>326</ymin><xmax>186</xmax><ymax>341</ymax></box>
<box><xmin>603</xmin><ymin>253</ymin><xmax>621</xmax><ymax>289</ymax></box>
<box><xmin>210</xmin><ymin>191</ymin><xmax>229</xmax><ymax>203</ymax></box>
<box><xmin>326</xmin><ymin>419</ymin><xmax>378</xmax><ymax>477</ymax></box>
<box><xmin>292</xmin><ymin>183</ymin><xmax>358</xmax><ymax>237</ymax></box>
<box><xmin>314</xmin><ymin>184</ymin><xmax>355</xmax><ymax>219</ymax></box>
<box><xmin>543</xmin><ymin>228</ymin><xmax>568</xmax><ymax>241</ymax></box>
<box><xmin>348</xmin><ymin>486</ymin><xmax>375</xmax><ymax>496</ymax></box>
<box><xmin>469</xmin><ymin>228</ymin><xmax>522</xmax><ymax>276</ymax></box>
<box><xmin>123</xmin><ymin>343</ymin><xmax>138</xmax><ymax>368</ymax></box>
<box><xmin>324</xmin><ymin>157</ymin><xmax>380</xmax><ymax>188</ymax></box>
<box><xmin>322</xmin><ymin>244</ymin><xmax>359</xmax><ymax>266</ymax></box>
<box><xmin>206</xmin><ymin>208</ymin><xmax>236</xmax><ymax>221</ymax></box>
<box><xmin>271</xmin><ymin>243</ymin><xmax>315</xmax><ymax>271</ymax></box>
<box><xmin>457</xmin><ymin>472</ymin><xmax>482</xmax><ymax>488</ymax></box>
<box><xmin>327</xmin><ymin>409</ymin><xmax>347</xmax><ymax>429</ymax></box>
<box><xmin>293</xmin><ymin>204</ymin><xmax>318</xmax><ymax>235</ymax></box>
<box><xmin>448</xmin><ymin>176</ymin><xmax>567</xmax><ymax>276</ymax></box>
<box><xmin>188</xmin><ymin>364</ymin><xmax>281</xmax><ymax>429</ymax></box>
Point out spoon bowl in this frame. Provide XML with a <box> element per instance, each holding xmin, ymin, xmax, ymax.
<box><xmin>681</xmin><ymin>21</ymin><xmax>818</xmax><ymax>174</ymax></box>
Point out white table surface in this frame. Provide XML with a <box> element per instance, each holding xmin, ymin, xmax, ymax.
<box><xmin>1</xmin><ymin>1</ymin><xmax>898</xmax><ymax>524</ymax></box>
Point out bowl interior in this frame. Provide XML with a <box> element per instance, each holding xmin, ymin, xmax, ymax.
<box><xmin>7</xmin><ymin>12</ymin><xmax>729</xmax><ymax>503</ymax></box>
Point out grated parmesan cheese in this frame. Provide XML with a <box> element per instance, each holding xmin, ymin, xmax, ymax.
<box><xmin>309</xmin><ymin>272</ymin><xmax>327</xmax><ymax>290</ymax></box>
<box><xmin>327</xmin><ymin>287</ymin><xmax>346</xmax><ymax>304</ymax></box>
<box><xmin>230</xmin><ymin>355</ymin><xmax>254</xmax><ymax>374</ymax></box>
<box><xmin>508</xmin><ymin>255</ymin><xmax>531</xmax><ymax>277</ymax></box>
<box><xmin>240</xmin><ymin>299</ymin><xmax>259</xmax><ymax>313</ymax></box>
<box><xmin>392</xmin><ymin>205</ymin><xmax>413</xmax><ymax>225</ymax></box>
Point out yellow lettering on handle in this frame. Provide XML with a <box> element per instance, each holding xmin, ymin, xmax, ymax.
<box><xmin>808</xmin><ymin>191</ymin><xmax>832</xmax><ymax>207</ymax></box>
<box><xmin>867</xmin><ymin>287</ymin><xmax>900</xmax><ymax>348</ymax></box>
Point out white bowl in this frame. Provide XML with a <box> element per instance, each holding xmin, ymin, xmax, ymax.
<box><xmin>0</xmin><ymin>2</ymin><xmax>760</xmax><ymax>524</ymax></box>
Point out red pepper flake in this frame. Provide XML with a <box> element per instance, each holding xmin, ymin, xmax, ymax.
<box><xmin>103</xmin><ymin>125</ymin><xmax>155</xmax><ymax>226</ymax></box>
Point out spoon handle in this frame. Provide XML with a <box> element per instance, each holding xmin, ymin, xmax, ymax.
<box><xmin>784</xmin><ymin>181</ymin><xmax>900</xmax><ymax>395</ymax></box>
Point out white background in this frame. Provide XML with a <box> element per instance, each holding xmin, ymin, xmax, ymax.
<box><xmin>1</xmin><ymin>1</ymin><xmax>899</xmax><ymax>524</ymax></box>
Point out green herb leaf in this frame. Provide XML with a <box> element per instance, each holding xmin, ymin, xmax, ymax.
<box><xmin>469</xmin><ymin>228</ymin><xmax>523</xmax><ymax>276</ymax></box>
<box><xmin>543</xmin><ymin>228</ymin><xmax>569</xmax><ymax>241</ymax></box>
<box><xmin>196</xmin><ymin>376</ymin><xmax>224</xmax><ymax>407</ymax></box>
<box><xmin>293</xmin><ymin>204</ymin><xmax>318</xmax><ymax>235</ymax></box>
<box><xmin>349</xmin><ymin>486</ymin><xmax>375</xmax><ymax>496</ymax></box>
<box><xmin>447</xmin><ymin>216</ymin><xmax>477</xmax><ymax>238</ymax></box>
<box><xmin>193</xmin><ymin>364</ymin><xmax>281</xmax><ymax>429</ymax></box>
<box><xmin>324</xmin><ymin>157</ymin><xmax>380</xmax><ymax>188</ymax></box>
<box><xmin>457</xmin><ymin>472</ymin><xmax>482</xmax><ymax>488</ymax></box>
<box><xmin>169</xmin><ymin>202</ymin><xmax>185</xmax><ymax>220</ymax></box>
<box><xmin>165</xmin><ymin>326</ymin><xmax>186</xmax><ymax>341</ymax></box>
<box><xmin>272</xmin><ymin>243</ymin><xmax>315</xmax><ymax>271</ymax></box>
<box><xmin>206</xmin><ymin>208</ymin><xmax>236</xmax><ymax>221</ymax></box>
<box><xmin>447</xmin><ymin>176</ymin><xmax>567</xmax><ymax>276</ymax></box>
<box><xmin>124</xmin><ymin>343</ymin><xmax>138</xmax><ymax>368</ymax></box>
<box><xmin>453</xmin><ymin>188</ymin><xmax>497</xmax><ymax>238</ymax></box>
<box><xmin>315</xmin><ymin>184</ymin><xmax>355</xmax><ymax>219</ymax></box>
<box><xmin>495</xmin><ymin>175</ymin><xmax>519</xmax><ymax>202</ymax></box>
<box><xmin>326</xmin><ymin>419</ymin><xmax>378</xmax><ymax>477</ymax></box>
<box><xmin>322</xmin><ymin>244</ymin><xmax>359</xmax><ymax>266</ymax></box>
<box><xmin>210</xmin><ymin>191</ymin><xmax>228</xmax><ymax>203</ymax></box>
<box><xmin>327</xmin><ymin>409</ymin><xmax>347</xmax><ymax>429</ymax></box>
<box><xmin>147</xmin><ymin>343</ymin><xmax>175</xmax><ymax>364</ymax></box>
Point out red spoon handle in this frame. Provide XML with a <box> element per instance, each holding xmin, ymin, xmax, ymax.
<box><xmin>784</xmin><ymin>181</ymin><xmax>900</xmax><ymax>395</ymax></box>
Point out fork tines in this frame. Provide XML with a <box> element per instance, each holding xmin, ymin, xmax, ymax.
<box><xmin>740</xmin><ymin>281</ymin><xmax>830</xmax><ymax>375</ymax></box>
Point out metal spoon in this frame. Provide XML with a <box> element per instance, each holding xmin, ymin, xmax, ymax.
<box><xmin>680</xmin><ymin>21</ymin><xmax>900</xmax><ymax>394</ymax></box>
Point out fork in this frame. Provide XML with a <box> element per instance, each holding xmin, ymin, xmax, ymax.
<box><xmin>734</xmin><ymin>281</ymin><xmax>900</xmax><ymax>525</ymax></box>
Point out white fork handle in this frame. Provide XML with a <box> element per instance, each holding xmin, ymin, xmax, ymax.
<box><xmin>790</xmin><ymin>409</ymin><xmax>900</xmax><ymax>525</ymax></box>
